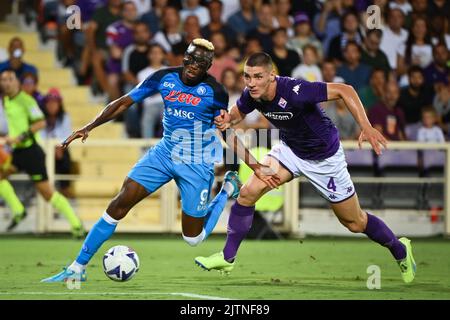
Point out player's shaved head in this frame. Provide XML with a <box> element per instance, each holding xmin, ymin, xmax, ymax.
<box><xmin>245</xmin><ymin>52</ymin><xmax>273</xmax><ymax>71</ymax></box>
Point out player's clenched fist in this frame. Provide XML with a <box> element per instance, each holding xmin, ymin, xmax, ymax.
<box><xmin>214</xmin><ymin>109</ymin><xmax>231</xmax><ymax>131</ymax></box>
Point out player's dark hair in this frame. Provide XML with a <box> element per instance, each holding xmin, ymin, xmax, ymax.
<box><xmin>245</xmin><ymin>52</ymin><xmax>273</xmax><ymax>69</ymax></box>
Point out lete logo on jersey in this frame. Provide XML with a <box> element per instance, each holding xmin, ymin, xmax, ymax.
<box><xmin>164</xmin><ymin>90</ymin><xmax>202</xmax><ymax>106</ymax></box>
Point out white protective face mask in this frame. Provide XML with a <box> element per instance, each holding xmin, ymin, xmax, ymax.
<box><xmin>12</xmin><ymin>48</ymin><xmax>22</xmax><ymax>58</ymax></box>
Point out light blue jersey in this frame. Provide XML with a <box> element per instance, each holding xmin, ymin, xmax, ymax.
<box><xmin>128</xmin><ymin>67</ymin><xmax>228</xmax><ymax>164</ymax></box>
<box><xmin>127</xmin><ymin>67</ymin><xmax>229</xmax><ymax>217</ymax></box>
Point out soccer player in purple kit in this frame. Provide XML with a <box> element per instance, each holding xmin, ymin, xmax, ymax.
<box><xmin>195</xmin><ymin>52</ymin><xmax>416</xmax><ymax>283</ymax></box>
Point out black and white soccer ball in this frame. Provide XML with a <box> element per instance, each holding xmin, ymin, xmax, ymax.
<box><xmin>103</xmin><ymin>245</ymin><xmax>140</xmax><ymax>281</ymax></box>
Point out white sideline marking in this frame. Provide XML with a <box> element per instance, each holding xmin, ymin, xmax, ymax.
<box><xmin>0</xmin><ymin>291</ymin><xmax>231</xmax><ymax>300</ymax></box>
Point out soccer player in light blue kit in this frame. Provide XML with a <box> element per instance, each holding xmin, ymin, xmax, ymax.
<box><xmin>41</xmin><ymin>39</ymin><xmax>279</xmax><ymax>282</ymax></box>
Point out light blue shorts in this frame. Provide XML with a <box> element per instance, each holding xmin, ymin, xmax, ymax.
<box><xmin>127</xmin><ymin>144</ymin><xmax>215</xmax><ymax>217</ymax></box>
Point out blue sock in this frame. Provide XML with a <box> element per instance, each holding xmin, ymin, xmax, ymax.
<box><xmin>203</xmin><ymin>190</ymin><xmax>228</xmax><ymax>239</ymax></box>
<box><xmin>75</xmin><ymin>212</ymin><xmax>118</xmax><ymax>265</ymax></box>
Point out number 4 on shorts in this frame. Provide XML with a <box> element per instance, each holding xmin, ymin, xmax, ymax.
<box><xmin>327</xmin><ymin>177</ymin><xmax>336</xmax><ymax>192</ymax></box>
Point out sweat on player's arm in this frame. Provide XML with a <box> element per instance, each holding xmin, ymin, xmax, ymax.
<box><xmin>325</xmin><ymin>82</ymin><xmax>388</xmax><ymax>155</ymax></box>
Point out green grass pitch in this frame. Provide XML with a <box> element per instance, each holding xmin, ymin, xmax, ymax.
<box><xmin>1</xmin><ymin>236</ymin><xmax>449</xmax><ymax>300</ymax></box>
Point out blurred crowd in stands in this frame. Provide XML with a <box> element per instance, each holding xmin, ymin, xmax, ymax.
<box><xmin>1</xmin><ymin>0</ymin><xmax>449</xmax><ymax>144</ymax></box>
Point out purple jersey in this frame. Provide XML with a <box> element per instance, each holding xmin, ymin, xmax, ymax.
<box><xmin>236</xmin><ymin>76</ymin><xmax>339</xmax><ymax>160</ymax></box>
<box><xmin>106</xmin><ymin>21</ymin><xmax>134</xmax><ymax>73</ymax></box>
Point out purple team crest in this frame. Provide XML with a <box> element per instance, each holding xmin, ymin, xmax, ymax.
<box><xmin>278</xmin><ymin>97</ymin><xmax>287</xmax><ymax>109</ymax></box>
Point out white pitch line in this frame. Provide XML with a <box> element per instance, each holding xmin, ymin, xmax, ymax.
<box><xmin>0</xmin><ymin>292</ymin><xmax>231</xmax><ymax>300</ymax></box>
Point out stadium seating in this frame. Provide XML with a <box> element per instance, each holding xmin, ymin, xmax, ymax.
<box><xmin>345</xmin><ymin>149</ymin><xmax>380</xmax><ymax>208</ymax></box>
<box><xmin>422</xmin><ymin>150</ymin><xmax>445</xmax><ymax>208</ymax></box>
<box><xmin>377</xmin><ymin>150</ymin><xmax>423</xmax><ymax>209</ymax></box>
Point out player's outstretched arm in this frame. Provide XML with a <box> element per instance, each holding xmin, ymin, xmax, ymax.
<box><xmin>61</xmin><ymin>95</ymin><xmax>134</xmax><ymax>148</ymax></box>
<box><xmin>326</xmin><ymin>83</ymin><xmax>388</xmax><ymax>155</ymax></box>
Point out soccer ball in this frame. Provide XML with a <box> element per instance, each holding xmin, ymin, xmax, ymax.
<box><xmin>102</xmin><ymin>245</ymin><xmax>140</xmax><ymax>281</ymax></box>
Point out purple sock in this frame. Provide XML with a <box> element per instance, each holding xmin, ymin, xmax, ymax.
<box><xmin>364</xmin><ymin>212</ymin><xmax>406</xmax><ymax>260</ymax></box>
<box><xmin>223</xmin><ymin>202</ymin><xmax>255</xmax><ymax>262</ymax></box>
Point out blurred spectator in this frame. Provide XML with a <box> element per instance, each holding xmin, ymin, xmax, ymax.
<box><xmin>152</xmin><ymin>7</ymin><xmax>183</xmax><ymax>55</ymax></box>
<box><xmin>201</xmin><ymin>0</ymin><xmax>237</xmax><ymax>46</ymax></box>
<box><xmin>398</xmin><ymin>66</ymin><xmax>434</xmax><ymax>125</ymax></box>
<box><xmin>208</xmin><ymin>32</ymin><xmax>237</xmax><ymax>81</ymax></box>
<box><xmin>291</xmin><ymin>0</ymin><xmax>321</xmax><ymax>20</ymax></box>
<box><xmin>221</xmin><ymin>0</ymin><xmax>240</xmax><ymax>22</ymax></box>
<box><xmin>269</xmin><ymin>28</ymin><xmax>301</xmax><ymax>77</ymax></box>
<box><xmin>40</xmin><ymin>88</ymin><xmax>73</xmax><ymax>198</ymax></box>
<box><xmin>388</xmin><ymin>0</ymin><xmax>413</xmax><ymax>16</ymax></box>
<box><xmin>313</xmin><ymin>0</ymin><xmax>345</xmax><ymax>55</ymax></box>
<box><xmin>359</xmin><ymin>68</ymin><xmax>386</xmax><ymax>111</ymax></box>
<box><xmin>406</xmin><ymin>0</ymin><xmax>428</xmax><ymax>28</ymax></box>
<box><xmin>369</xmin><ymin>82</ymin><xmax>407</xmax><ymax>141</ymax></box>
<box><xmin>180</xmin><ymin>0</ymin><xmax>210</xmax><ymax>27</ymax></box>
<box><xmin>81</xmin><ymin>0</ymin><xmax>121</xmax><ymax>95</ymax></box>
<box><xmin>238</xmin><ymin>36</ymin><xmax>262</xmax><ymax>72</ymax></box>
<box><xmin>20</xmin><ymin>72</ymin><xmax>45</xmax><ymax>111</ymax></box>
<box><xmin>429</xmin><ymin>14</ymin><xmax>449</xmax><ymax>46</ymax></box>
<box><xmin>361</xmin><ymin>29</ymin><xmax>391</xmax><ymax>73</ymax></box>
<box><xmin>324</xmin><ymin>98</ymin><xmax>360</xmax><ymax>140</ymax></box>
<box><xmin>128</xmin><ymin>0</ymin><xmax>151</xmax><ymax>17</ymax></box>
<box><xmin>80</xmin><ymin>0</ymin><xmax>121</xmax><ymax>93</ymax></box>
<box><xmin>327</xmin><ymin>10</ymin><xmax>362</xmax><ymax>63</ymax></box>
<box><xmin>140</xmin><ymin>0</ymin><xmax>168</xmax><ymax>35</ymax></box>
<box><xmin>424</xmin><ymin>43</ymin><xmax>450</xmax><ymax>88</ymax></box>
<box><xmin>380</xmin><ymin>8</ymin><xmax>408</xmax><ymax>70</ymax></box>
<box><xmin>237</xmin><ymin>36</ymin><xmax>279</xmax><ymax>75</ymax></box>
<box><xmin>321</xmin><ymin>58</ymin><xmax>345</xmax><ymax>83</ymax></box>
<box><xmin>0</xmin><ymin>37</ymin><xmax>38</xmax><ymax>80</ymax></box>
<box><xmin>137</xmin><ymin>44</ymin><xmax>167</xmax><ymax>139</ymax></box>
<box><xmin>428</xmin><ymin>0</ymin><xmax>450</xmax><ymax>18</ymax></box>
<box><xmin>246</xmin><ymin>3</ymin><xmax>275</xmax><ymax>53</ymax></box>
<box><xmin>105</xmin><ymin>1</ymin><xmax>138</xmax><ymax>101</ymax></box>
<box><xmin>226</xmin><ymin>0</ymin><xmax>259</xmax><ymax>40</ymax></box>
<box><xmin>291</xmin><ymin>44</ymin><xmax>321</xmax><ymax>81</ymax></box>
<box><xmin>273</xmin><ymin>0</ymin><xmax>294</xmax><ymax>37</ymax></box>
<box><xmin>122</xmin><ymin>22</ymin><xmax>152</xmax><ymax>93</ymax></box>
<box><xmin>417</xmin><ymin>106</ymin><xmax>446</xmax><ymax>142</ymax></box>
<box><xmin>221</xmin><ymin>68</ymin><xmax>241</xmax><ymax>107</ymax></box>
<box><xmin>336</xmin><ymin>41</ymin><xmax>371</xmax><ymax>93</ymax></box>
<box><xmin>56</xmin><ymin>0</ymin><xmax>79</xmax><ymax>67</ymax></box>
<box><xmin>170</xmin><ymin>15</ymin><xmax>203</xmax><ymax>65</ymax></box>
<box><xmin>433</xmin><ymin>81</ymin><xmax>450</xmax><ymax>126</ymax></box>
<box><xmin>287</xmin><ymin>12</ymin><xmax>323</xmax><ymax>60</ymax></box>
<box><xmin>397</xmin><ymin>16</ymin><xmax>433</xmax><ymax>77</ymax></box>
